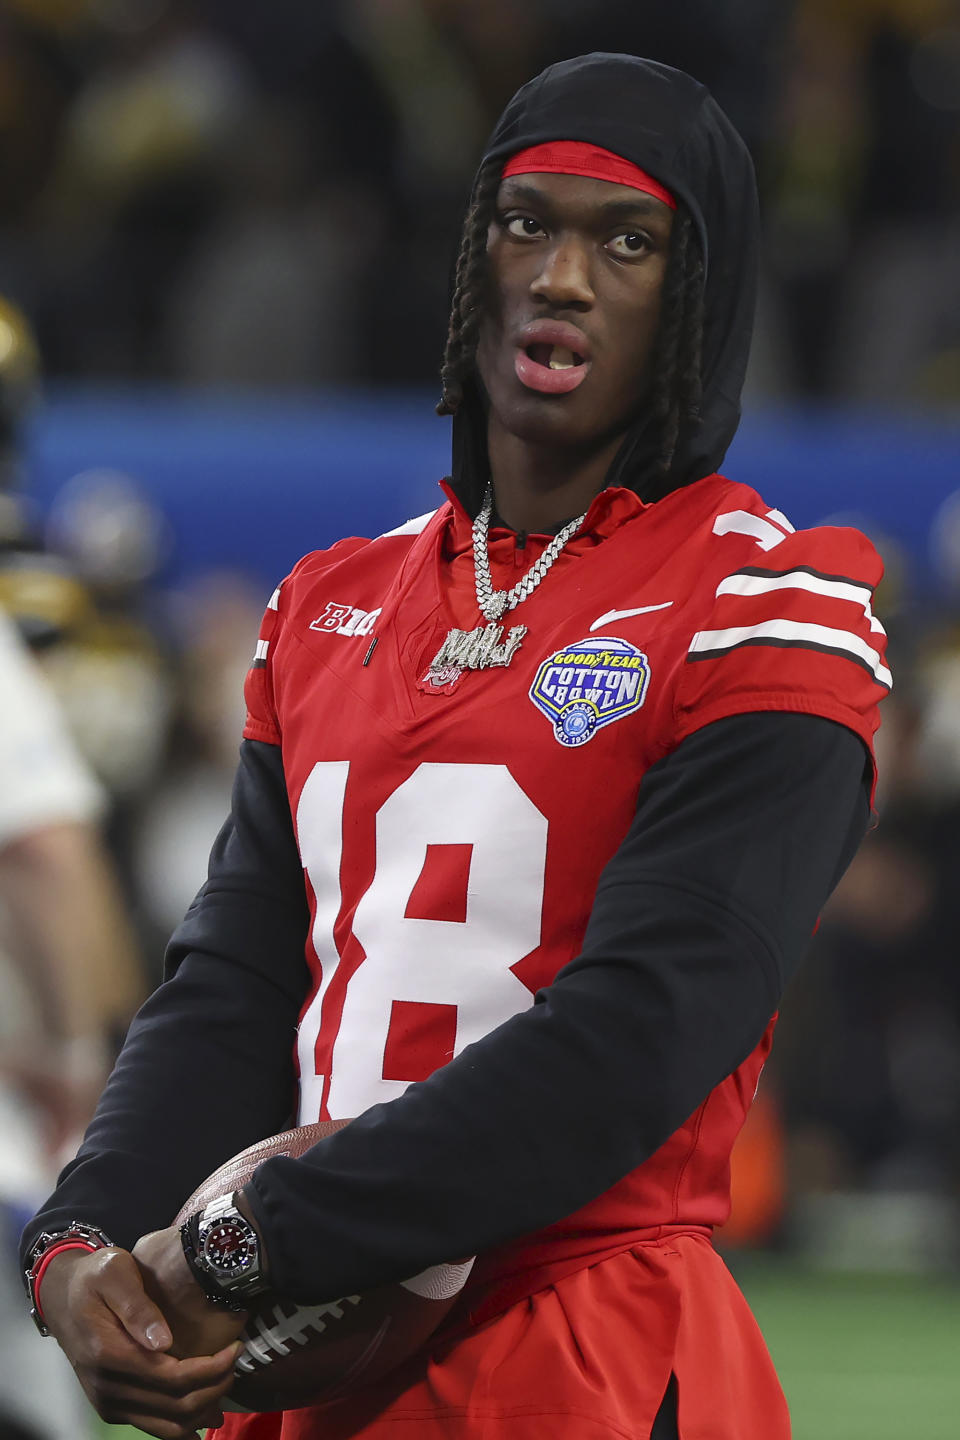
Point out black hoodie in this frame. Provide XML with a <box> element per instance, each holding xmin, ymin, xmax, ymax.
<box><xmin>22</xmin><ymin>57</ymin><xmax>869</xmax><ymax>1319</ymax></box>
<box><xmin>452</xmin><ymin>52</ymin><xmax>760</xmax><ymax>514</ymax></box>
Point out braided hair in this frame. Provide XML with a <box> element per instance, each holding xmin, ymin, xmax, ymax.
<box><xmin>436</xmin><ymin>163</ymin><xmax>502</xmax><ymax>420</ymax></box>
<box><xmin>642</xmin><ymin>203</ymin><xmax>705</xmax><ymax>498</ymax></box>
<box><xmin>436</xmin><ymin>165</ymin><xmax>705</xmax><ymax>498</ymax></box>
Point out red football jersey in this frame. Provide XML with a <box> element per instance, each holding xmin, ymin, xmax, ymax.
<box><xmin>243</xmin><ymin>472</ymin><xmax>886</xmax><ymax>1280</ymax></box>
<box><xmin>236</xmin><ymin>472</ymin><xmax>886</xmax><ymax>1436</ymax></box>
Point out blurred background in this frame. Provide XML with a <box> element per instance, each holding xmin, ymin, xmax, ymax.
<box><xmin>0</xmin><ymin>1</ymin><xmax>958</xmax><ymax>1437</ymax></box>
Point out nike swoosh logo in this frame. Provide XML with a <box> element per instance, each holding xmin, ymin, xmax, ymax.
<box><xmin>590</xmin><ymin>602</ymin><xmax>674</xmax><ymax>631</ymax></box>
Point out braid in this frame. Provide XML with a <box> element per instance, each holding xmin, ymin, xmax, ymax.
<box><xmin>436</xmin><ymin>163</ymin><xmax>502</xmax><ymax>416</ymax></box>
<box><xmin>643</xmin><ymin>205</ymin><xmax>705</xmax><ymax>496</ymax></box>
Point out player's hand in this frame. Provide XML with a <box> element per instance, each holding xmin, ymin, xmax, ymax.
<box><xmin>37</xmin><ymin>1245</ymin><xmax>243</xmax><ymax>1438</ymax></box>
<box><xmin>133</xmin><ymin>1224</ymin><xmax>249</xmax><ymax>1361</ymax></box>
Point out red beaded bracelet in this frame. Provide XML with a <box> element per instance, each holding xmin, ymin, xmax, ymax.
<box><xmin>25</xmin><ymin>1221</ymin><xmax>115</xmax><ymax>1335</ymax></box>
<box><xmin>33</xmin><ymin>1240</ymin><xmax>100</xmax><ymax>1324</ymax></box>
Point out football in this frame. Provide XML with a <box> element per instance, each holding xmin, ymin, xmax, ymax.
<box><xmin>173</xmin><ymin>1121</ymin><xmax>473</xmax><ymax>1413</ymax></box>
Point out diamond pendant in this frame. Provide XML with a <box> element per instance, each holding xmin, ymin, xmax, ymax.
<box><xmin>425</xmin><ymin>622</ymin><xmax>527</xmax><ymax>684</ymax></box>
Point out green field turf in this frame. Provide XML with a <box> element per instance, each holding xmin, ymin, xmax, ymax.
<box><xmin>733</xmin><ymin>1258</ymin><xmax>960</xmax><ymax>1440</ymax></box>
<box><xmin>98</xmin><ymin>1259</ymin><xmax>960</xmax><ymax>1439</ymax></box>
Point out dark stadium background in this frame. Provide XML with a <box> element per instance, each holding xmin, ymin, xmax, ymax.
<box><xmin>1</xmin><ymin>3</ymin><xmax>959</xmax><ymax>1437</ymax></box>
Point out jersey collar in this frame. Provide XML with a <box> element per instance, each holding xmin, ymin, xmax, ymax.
<box><xmin>438</xmin><ymin>478</ymin><xmax>649</xmax><ymax>557</ymax></box>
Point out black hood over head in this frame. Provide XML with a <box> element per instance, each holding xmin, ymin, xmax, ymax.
<box><xmin>450</xmin><ymin>52</ymin><xmax>759</xmax><ymax>515</ymax></box>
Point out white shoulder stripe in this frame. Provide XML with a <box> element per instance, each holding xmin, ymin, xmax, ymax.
<box><xmin>267</xmin><ymin>585</ymin><xmax>281</xmax><ymax>611</ymax></box>
<box><xmin>689</xmin><ymin>618</ymin><xmax>892</xmax><ymax>689</ymax></box>
<box><xmin>716</xmin><ymin>570</ymin><xmax>886</xmax><ymax>635</ymax></box>
<box><xmin>712</xmin><ymin>510</ymin><xmax>789</xmax><ymax>551</ymax></box>
<box><xmin>377</xmin><ymin>509</ymin><xmax>438</xmax><ymax>539</ymax></box>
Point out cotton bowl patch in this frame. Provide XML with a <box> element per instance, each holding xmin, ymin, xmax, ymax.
<box><xmin>529</xmin><ymin>636</ymin><xmax>651</xmax><ymax>746</ymax></box>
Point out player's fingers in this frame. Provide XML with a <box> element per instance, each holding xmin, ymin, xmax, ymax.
<box><xmin>89</xmin><ymin>1362</ymin><xmax>234</xmax><ymax>1436</ymax></box>
<box><xmin>94</xmin><ymin>1341</ymin><xmax>241</xmax><ymax>1397</ymax></box>
<box><xmin>89</xmin><ymin>1366</ymin><xmax>236</xmax><ymax>1411</ymax></box>
<box><xmin>156</xmin><ymin>1340</ymin><xmax>242</xmax><ymax>1391</ymax></box>
<box><xmin>93</xmin><ymin>1378</ymin><xmax>230</xmax><ymax>1430</ymax></box>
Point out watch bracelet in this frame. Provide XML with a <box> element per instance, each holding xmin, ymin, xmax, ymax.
<box><xmin>179</xmin><ymin>1205</ymin><xmax>262</xmax><ymax>1312</ymax></box>
<box><xmin>180</xmin><ymin>1212</ymin><xmax>248</xmax><ymax>1312</ymax></box>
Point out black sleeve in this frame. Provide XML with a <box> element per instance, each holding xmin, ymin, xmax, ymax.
<box><xmin>22</xmin><ymin>712</ymin><xmax>869</xmax><ymax>1302</ymax></box>
<box><xmin>20</xmin><ymin>739</ymin><xmax>310</xmax><ymax>1261</ymax></box>
<box><xmin>245</xmin><ymin>712</ymin><xmax>870</xmax><ymax>1302</ymax></box>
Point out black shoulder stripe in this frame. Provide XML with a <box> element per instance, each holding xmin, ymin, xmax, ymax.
<box><xmin>687</xmin><ymin>635</ymin><xmax>891</xmax><ymax>689</ymax></box>
<box><xmin>732</xmin><ymin>564</ymin><xmax>875</xmax><ymax>591</ymax></box>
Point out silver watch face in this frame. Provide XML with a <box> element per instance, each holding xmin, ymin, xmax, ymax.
<box><xmin>200</xmin><ymin>1216</ymin><xmax>259</xmax><ymax>1282</ymax></box>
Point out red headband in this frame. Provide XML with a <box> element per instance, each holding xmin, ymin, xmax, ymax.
<box><xmin>502</xmin><ymin>141</ymin><xmax>676</xmax><ymax>210</ymax></box>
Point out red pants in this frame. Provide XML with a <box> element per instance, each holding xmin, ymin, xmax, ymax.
<box><xmin>218</xmin><ymin>1234</ymin><xmax>789</xmax><ymax>1439</ymax></box>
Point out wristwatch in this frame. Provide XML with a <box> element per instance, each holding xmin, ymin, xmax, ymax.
<box><xmin>180</xmin><ymin>1193</ymin><xmax>268</xmax><ymax>1310</ymax></box>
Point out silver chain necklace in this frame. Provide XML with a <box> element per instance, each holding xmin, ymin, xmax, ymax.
<box><xmin>473</xmin><ymin>484</ymin><xmax>588</xmax><ymax>622</ymax></box>
<box><xmin>425</xmin><ymin>484</ymin><xmax>587</xmax><ymax>680</ymax></box>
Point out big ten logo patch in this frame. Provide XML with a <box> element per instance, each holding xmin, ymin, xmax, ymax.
<box><xmin>310</xmin><ymin>603</ymin><xmax>382</xmax><ymax>637</ymax></box>
<box><xmin>529</xmin><ymin>636</ymin><xmax>651</xmax><ymax>747</ymax></box>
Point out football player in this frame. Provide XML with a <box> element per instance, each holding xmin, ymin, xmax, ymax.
<box><xmin>22</xmin><ymin>54</ymin><xmax>889</xmax><ymax>1440</ymax></box>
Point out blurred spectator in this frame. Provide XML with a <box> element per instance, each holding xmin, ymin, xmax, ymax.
<box><xmin>201</xmin><ymin>0</ymin><xmax>399</xmax><ymax>184</ymax></box>
<box><xmin>0</xmin><ymin>604</ymin><xmax>144</xmax><ymax>1440</ymax></box>
<box><xmin>774</xmin><ymin>665</ymin><xmax>960</xmax><ymax>1200</ymax></box>
<box><xmin>0</xmin><ymin>606</ymin><xmax>143</xmax><ymax>1151</ymax></box>
<box><xmin>39</xmin><ymin>468</ymin><xmax>174</xmax><ymax>803</ymax></box>
<box><xmin>537</xmin><ymin>0</ymin><xmax>792</xmax><ymax>157</ymax></box>
<box><xmin>0</xmin><ymin>0</ymin><xmax>957</xmax><ymax>397</ymax></box>
<box><xmin>763</xmin><ymin>0</ymin><xmax>960</xmax><ymax>401</ymax></box>
<box><xmin>29</xmin><ymin>0</ymin><xmax>256</xmax><ymax>377</ymax></box>
<box><xmin>131</xmin><ymin>570</ymin><xmax>265</xmax><ymax>938</ymax></box>
<box><xmin>0</xmin><ymin>5</ymin><xmax>75</xmax><ymax>234</ymax></box>
<box><xmin>1</xmin><ymin>294</ymin><xmax>177</xmax><ymax>976</ymax></box>
<box><xmin>0</xmin><ymin>302</ymin><xmax>145</xmax><ymax>1435</ymax></box>
<box><xmin>0</xmin><ymin>298</ymin><xmax>92</xmax><ymax>663</ymax></box>
<box><xmin>0</xmin><ymin>296</ymin><xmax>39</xmax><ymax>501</ymax></box>
<box><xmin>165</xmin><ymin>102</ymin><xmax>383</xmax><ymax>385</ymax></box>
